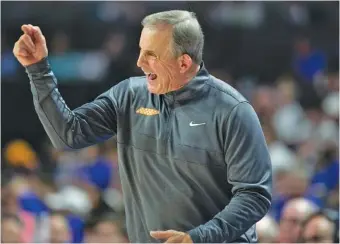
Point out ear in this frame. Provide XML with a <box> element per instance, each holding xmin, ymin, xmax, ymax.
<box><xmin>178</xmin><ymin>54</ymin><xmax>193</xmax><ymax>73</ymax></box>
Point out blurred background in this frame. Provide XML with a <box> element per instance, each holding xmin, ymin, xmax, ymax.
<box><xmin>1</xmin><ymin>1</ymin><xmax>339</xmax><ymax>243</ymax></box>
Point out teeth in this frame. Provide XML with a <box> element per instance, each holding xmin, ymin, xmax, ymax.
<box><xmin>144</xmin><ymin>72</ymin><xmax>156</xmax><ymax>77</ymax></box>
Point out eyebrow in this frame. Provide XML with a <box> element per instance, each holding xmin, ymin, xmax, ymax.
<box><xmin>139</xmin><ymin>46</ymin><xmax>156</xmax><ymax>54</ymax></box>
<box><xmin>140</xmin><ymin>49</ymin><xmax>158</xmax><ymax>58</ymax></box>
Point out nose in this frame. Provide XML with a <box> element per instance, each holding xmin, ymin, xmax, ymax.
<box><xmin>136</xmin><ymin>52</ymin><xmax>144</xmax><ymax>68</ymax></box>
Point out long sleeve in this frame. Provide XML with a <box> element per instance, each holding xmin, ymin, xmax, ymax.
<box><xmin>26</xmin><ymin>58</ymin><xmax>119</xmax><ymax>150</ymax></box>
<box><xmin>188</xmin><ymin>102</ymin><xmax>272</xmax><ymax>243</ymax></box>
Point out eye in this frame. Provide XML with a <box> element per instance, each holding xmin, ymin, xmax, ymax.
<box><xmin>139</xmin><ymin>48</ymin><xmax>158</xmax><ymax>61</ymax></box>
<box><xmin>145</xmin><ymin>51</ymin><xmax>157</xmax><ymax>58</ymax></box>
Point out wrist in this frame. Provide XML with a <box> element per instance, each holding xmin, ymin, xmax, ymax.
<box><xmin>25</xmin><ymin>57</ymin><xmax>50</xmax><ymax>74</ymax></box>
<box><xmin>187</xmin><ymin>227</ymin><xmax>204</xmax><ymax>243</ymax></box>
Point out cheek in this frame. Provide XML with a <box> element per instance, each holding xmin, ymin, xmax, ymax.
<box><xmin>159</xmin><ymin>62</ymin><xmax>178</xmax><ymax>78</ymax></box>
<box><xmin>149</xmin><ymin>59</ymin><xmax>156</xmax><ymax>68</ymax></box>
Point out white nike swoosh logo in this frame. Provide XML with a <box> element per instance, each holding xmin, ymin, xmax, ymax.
<box><xmin>189</xmin><ymin>121</ymin><xmax>206</xmax><ymax>126</ymax></box>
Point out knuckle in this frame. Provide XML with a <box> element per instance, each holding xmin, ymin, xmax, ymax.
<box><xmin>19</xmin><ymin>34</ymin><xmax>26</xmax><ymax>41</ymax></box>
<box><xmin>23</xmin><ymin>34</ymin><xmax>30</xmax><ymax>41</ymax></box>
<box><xmin>13</xmin><ymin>46</ymin><xmax>19</xmax><ymax>55</ymax></box>
<box><xmin>13</xmin><ymin>42</ymin><xmax>19</xmax><ymax>52</ymax></box>
<box><xmin>17</xmin><ymin>40</ymin><xmax>25</xmax><ymax>47</ymax></box>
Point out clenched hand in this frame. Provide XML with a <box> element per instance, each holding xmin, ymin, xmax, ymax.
<box><xmin>13</xmin><ymin>24</ymin><xmax>48</xmax><ymax>67</ymax></box>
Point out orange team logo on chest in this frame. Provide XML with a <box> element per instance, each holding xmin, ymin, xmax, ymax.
<box><xmin>136</xmin><ymin>107</ymin><xmax>160</xmax><ymax>116</ymax></box>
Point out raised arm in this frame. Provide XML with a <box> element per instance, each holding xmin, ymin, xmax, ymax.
<box><xmin>13</xmin><ymin>24</ymin><xmax>119</xmax><ymax>149</ymax></box>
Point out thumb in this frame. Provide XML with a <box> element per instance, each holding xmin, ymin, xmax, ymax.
<box><xmin>150</xmin><ymin>230</ymin><xmax>177</xmax><ymax>239</ymax></box>
<box><xmin>21</xmin><ymin>25</ymin><xmax>32</xmax><ymax>36</ymax></box>
<box><xmin>18</xmin><ymin>48</ymin><xmax>29</xmax><ymax>57</ymax></box>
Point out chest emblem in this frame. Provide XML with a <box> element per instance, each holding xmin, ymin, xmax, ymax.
<box><xmin>136</xmin><ymin>107</ymin><xmax>160</xmax><ymax>116</ymax></box>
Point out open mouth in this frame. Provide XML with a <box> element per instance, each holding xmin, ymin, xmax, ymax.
<box><xmin>147</xmin><ymin>73</ymin><xmax>157</xmax><ymax>80</ymax></box>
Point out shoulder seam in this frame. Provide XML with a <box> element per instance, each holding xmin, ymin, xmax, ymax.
<box><xmin>205</xmin><ymin>81</ymin><xmax>246</xmax><ymax>103</ymax></box>
<box><xmin>223</xmin><ymin>101</ymin><xmax>250</xmax><ymax>155</ymax></box>
<box><xmin>226</xmin><ymin>101</ymin><xmax>250</xmax><ymax>122</ymax></box>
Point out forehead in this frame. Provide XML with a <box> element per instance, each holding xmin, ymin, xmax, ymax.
<box><xmin>282</xmin><ymin>205</ymin><xmax>298</xmax><ymax>217</ymax></box>
<box><xmin>139</xmin><ymin>26</ymin><xmax>173</xmax><ymax>52</ymax></box>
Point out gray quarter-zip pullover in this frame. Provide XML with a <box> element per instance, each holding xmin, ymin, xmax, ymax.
<box><xmin>26</xmin><ymin>58</ymin><xmax>272</xmax><ymax>243</ymax></box>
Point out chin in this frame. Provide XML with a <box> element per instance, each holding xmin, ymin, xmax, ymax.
<box><xmin>147</xmin><ymin>83</ymin><xmax>164</xmax><ymax>95</ymax></box>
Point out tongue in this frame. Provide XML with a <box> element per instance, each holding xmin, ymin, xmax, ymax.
<box><xmin>150</xmin><ymin>74</ymin><xmax>157</xmax><ymax>80</ymax></box>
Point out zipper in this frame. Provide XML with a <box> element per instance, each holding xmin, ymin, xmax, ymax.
<box><xmin>164</xmin><ymin>94</ymin><xmax>175</xmax><ymax>141</ymax></box>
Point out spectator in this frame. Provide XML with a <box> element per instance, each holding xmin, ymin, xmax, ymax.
<box><xmin>322</xmin><ymin>72</ymin><xmax>339</xmax><ymax>121</ymax></box>
<box><xmin>300</xmin><ymin>211</ymin><xmax>337</xmax><ymax>243</ymax></box>
<box><xmin>305</xmin><ymin>146</ymin><xmax>339</xmax><ymax>209</ymax></box>
<box><xmin>270</xmin><ymin>161</ymin><xmax>310</xmax><ymax>222</ymax></box>
<box><xmin>262</xmin><ymin>121</ymin><xmax>296</xmax><ymax>175</ymax></box>
<box><xmin>3</xmin><ymin>139</ymin><xmax>39</xmax><ymax>170</ymax></box>
<box><xmin>1</xmin><ymin>213</ymin><xmax>24</xmax><ymax>243</ymax></box>
<box><xmin>2</xmin><ymin>173</ymin><xmax>38</xmax><ymax>242</ymax></box>
<box><xmin>251</xmin><ymin>86</ymin><xmax>277</xmax><ymax>124</ymax></box>
<box><xmin>83</xmin><ymin>219</ymin><xmax>97</xmax><ymax>243</ymax></box>
<box><xmin>256</xmin><ymin>214</ymin><xmax>279</xmax><ymax>243</ymax></box>
<box><xmin>91</xmin><ymin>212</ymin><xmax>128</xmax><ymax>243</ymax></box>
<box><xmin>48</xmin><ymin>212</ymin><xmax>72</xmax><ymax>243</ymax></box>
<box><xmin>277</xmin><ymin>198</ymin><xmax>319</xmax><ymax>243</ymax></box>
<box><xmin>272</xmin><ymin>76</ymin><xmax>310</xmax><ymax>146</ymax></box>
<box><xmin>293</xmin><ymin>37</ymin><xmax>327</xmax><ymax>85</ymax></box>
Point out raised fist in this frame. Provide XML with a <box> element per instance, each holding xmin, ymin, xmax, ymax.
<box><xmin>13</xmin><ymin>24</ymin><xmax>48</xmax><ymax>67</ymax></box>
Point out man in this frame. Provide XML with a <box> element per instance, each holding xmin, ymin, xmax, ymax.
<box><xmin>91</xmin><ymin>212</ymin><xmax>128</xmax><ymax>243</ymax></box>
<box><xmin>1</xmin><ymin>213</ymin><xmax>24</xmax><ymax>243</ymax></box>
<box><xmin>300</xmin><ymin>211</ymin><xmax>337</xmax><ymax>243</ymax></box>
<box><xmin>48</xmin><ymin>212</ymin><xmax>71</xmax><ymax>243</ymax></box>
<box><xmin>256</xmin><ymin>215</ymin><xmax>278</xmax><ymax>243</ymax></box>
<box><xmin>13</xmin><ymin>10</ymin><xmax>272</xmax><ymax>243</ymax></box>
<box><xmin>277</xmin><ymin>197</ymin><xmax>319</xmax><ymax>243</ymax></box>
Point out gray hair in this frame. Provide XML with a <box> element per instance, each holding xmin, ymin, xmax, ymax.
<box><xmin>283</xmin><ymin>198</ymin><xmax>319</xmax><ymax>221</ymax></box>
<box><xmin>141</xmin><ymin>10</ymin><xmax>204</xmax><ymax>64</ymax></box>
<box><xmin>256</xmin><ymin>215</ymin><xmax>279</xmax><ymax>242</ymax></box>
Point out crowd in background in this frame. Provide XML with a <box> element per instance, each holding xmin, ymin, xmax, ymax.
<box><xmin>1</xmin><ymin>1</ymin><xmax>339</xmax><ymax>243</ymax></box>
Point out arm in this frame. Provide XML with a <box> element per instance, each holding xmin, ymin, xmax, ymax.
<box><xmin>27</xmin><ymin>57</ymin><xmax>119</xmax><ymax>150</ymax></box>
<box><xmin>188</xmin><ymin>102</ymin><xmax>273</xmax><ymax>243</ymax></box>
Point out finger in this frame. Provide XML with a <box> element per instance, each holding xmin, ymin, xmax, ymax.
<box><xmin>13</xmin><ymin>40</ymin><xmax>29</xmax><ymax>57</ymax></box>
<box><xmin>165</xmin><ymin>235</ymin><xmax>183</xmax><ymax>243</ymax></box>
<box><xmin>150</xmin><ymin>230</ymin><xmax>178</xmax><ymax>239</ymax></box>
<box><xmin>21</xmin><ymin>24</ymin><xmax>32</xmax><ymax>36</ymax></box>
<box><xmin>18</xmin><ymin>35</ymin><xmax>33</xmax><ymax>54</ymax></box>
<box><xmin>18</xmin><ymin>48</ymin><xmax>29</xmax><ymax>57</ymax></box>
<box><xmin>21</xmin><ymin>34</ymin><xmax>35</xmax><ymax>52</ymax></box>
<box><xmin>32</xmin><ymin>26</ymin><xmax>45</xmax><ymax>43</ymax></box>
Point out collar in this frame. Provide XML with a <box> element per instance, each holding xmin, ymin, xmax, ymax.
<box><xmin>163</xmin><ymin>62</ymin><xmax>210</xmax><ymax>102</ymax></box>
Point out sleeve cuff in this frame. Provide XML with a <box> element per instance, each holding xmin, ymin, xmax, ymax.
<box><xmin>25</xmin><ymin>57</ymin><xmax>51</xmax><ymax>74</ymax></box>
<box><xmin>188</xmin><ymin>227</ymin><xmax>204</xmax><ymax>243</ymax></box>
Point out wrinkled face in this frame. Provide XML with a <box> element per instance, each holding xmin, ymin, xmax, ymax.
<box><xmin>137</xmin><ymin>26</ymin><xmax>183</xmax><ymax>94</ymax></box>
